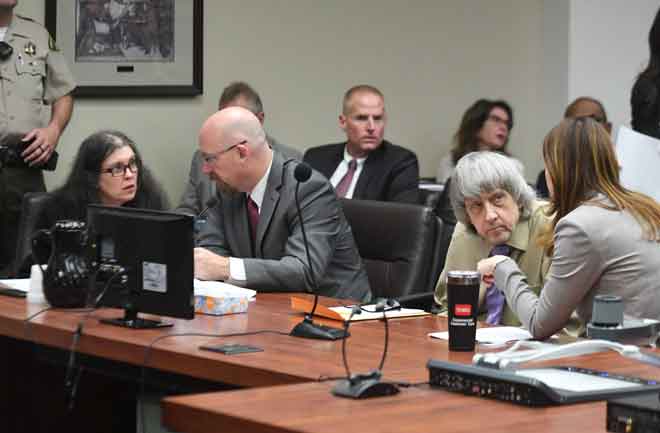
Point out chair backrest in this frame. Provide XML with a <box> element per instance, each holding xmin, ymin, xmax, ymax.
<box><xmin>341</xmin><ymin>199</ymin><xmax>437</xmax><ymax>299</ymax></box>
<box><xmin>12</xmin><ymin>192</ymin><xmax>51</xmax><ymax>277</ymax></box>
<box><xmin>428</xmin><ymin>216</ymin><xmax>456</xmax><ymax>290</ymax></box>
<box><xmin>418</xmin><ymin>188</ymin><xmax>441</xmax><ymax>208</ymax></box>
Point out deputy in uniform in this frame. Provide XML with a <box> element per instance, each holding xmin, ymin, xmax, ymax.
<box><xmin>0</xmin><ymin>0</ymin><xmax>76</xmax><ymax>275</ymax></box>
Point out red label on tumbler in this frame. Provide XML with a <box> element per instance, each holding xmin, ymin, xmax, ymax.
<box><xmin>455</xmin><ymin>304</ymin><xmax>472</xmax><ymax>316</ymax></box>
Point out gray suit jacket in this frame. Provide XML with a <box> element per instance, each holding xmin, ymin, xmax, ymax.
<box><xmin>196</xmin><ymin>152</ymin><xmax>372</xmax><ymax>302</ymax></box>
<box><xmin>176</xmin><ymin>135</ymin><xmax>302</xmax><ymax>215</ymax></box>
<box><xmin>495</xmin><ymin>197</ymin><xmax>660</xmax><ymax>339</ymax></box>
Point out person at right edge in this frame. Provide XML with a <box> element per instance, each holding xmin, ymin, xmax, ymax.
<box><xmin>478</xmin><ymin>118</ymin><xmax>660</xmax><ymax>340</ymax></box>
<box><xmin>631</xmin><ymin>6</ymin><xmax>660</xmax><ymax>139</ymax></box>
<box><xmin>0</xmin><ymin>0</ymin><xmax>76</xmax><ymax>275</ymax></box>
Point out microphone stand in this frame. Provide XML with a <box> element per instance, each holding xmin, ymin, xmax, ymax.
<box><xmin>289</xmin><ymin>166</ymin><xmax>348</xmax><ymax>341</ymax></box>
<box><xmin>331</xmin><ymin>301</ymin><xmax>400</xmax><ymax>398</ymax></box>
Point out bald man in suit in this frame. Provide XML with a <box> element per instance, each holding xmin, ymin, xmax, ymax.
<box><xmin>194</xmin><ymin>107</ymin><xmax>371</xmax><ymax>301</ymax></box>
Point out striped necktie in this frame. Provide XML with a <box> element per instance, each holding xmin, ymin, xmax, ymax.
<box><xmin>334</xmin><ymin>159</ymin><xmax>357</xmax><ymax>198</ymax></box>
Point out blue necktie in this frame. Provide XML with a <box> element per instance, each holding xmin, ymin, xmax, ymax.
<box><xmin>484</xmin><ymin>244</ymin><xmax>511</xmax><ymax>325</ymax></box>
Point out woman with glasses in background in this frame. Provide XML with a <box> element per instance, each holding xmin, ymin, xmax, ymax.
<box><xmin>16</xmin><ymin>130</ymin><xmax>168</xmax><ymax>275</ymax></box>
<box><xmin>436</xmin><ymin>99</ymin><xmax>523</xmax><ymax>184</ymax></box>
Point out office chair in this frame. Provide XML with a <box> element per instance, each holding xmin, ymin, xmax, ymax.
<box><xmin>12</xmin><ymin>192</ymin><xmax>50</xmax><ymax>277</ymax></box>
<box><xmin>340</xmin><ymin>199</ymin><xmax>437</xmax><ymax>300</ymax></box>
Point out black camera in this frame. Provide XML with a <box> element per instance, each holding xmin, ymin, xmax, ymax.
<box><xmin>0</xmin><ymin>134</ymin><xmax>58</xmax><ymax>171</ymax></box>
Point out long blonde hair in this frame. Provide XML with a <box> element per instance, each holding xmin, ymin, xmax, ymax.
<box><xmin>541</xmin><ymin>117</ymin><xmax>660</xmax><ymax>253</ymax></box>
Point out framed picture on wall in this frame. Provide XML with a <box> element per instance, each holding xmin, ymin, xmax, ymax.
<box><xmin>45</xmin><ymin>0</ymin><xmax>203</xmax><ymax>97</ymax></box>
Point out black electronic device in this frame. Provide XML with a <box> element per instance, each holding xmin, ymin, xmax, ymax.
<box><xmin>199</xmin><ymin>343</ymin><xmax>264</xmax><ymax>355</ymax></box>
<box><xmin>587</xmin><ymin>294</ymin><xmax>660</xmax><ymax>346</ymax></box>
<box><xmin>332</xmin><ymin>370</ymin><xmax>400</xmax><ymax>399</ymax></box>
<box><xmin>427</xmin><ymin>359</ymin><xmax>660</xmax><ymax>406</ymax></box>
<box><xmin>288</xmin><ymin>162</ymin><xmax>348</xmax><ymax>341</ymax></box>
<box><xmin>607</xmin><ymin>393</ymin><xmax>660</xmax><ymax>433</ymax></box>
<box><xmin>86</xmin><ymin>205</ymin><xmax>195</xmax><ymax>329</ymax></box>
<box><xmin>0</xmin><ymin>134</ymin><xmax>58</xmax><ymax>171</ymax></box>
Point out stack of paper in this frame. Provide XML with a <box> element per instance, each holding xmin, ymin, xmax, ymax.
<box><xmin>616</xmin><ymin>126</ymin><xmax>660</xmax><ymax>203</ymax></box>
<box><xmin>429</xmin><ymin>326</ymin><xmax>533</xmax><ymax>347</ymax></box>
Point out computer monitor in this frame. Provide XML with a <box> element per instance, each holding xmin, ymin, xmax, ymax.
<box><xmin>86</xmin><ymin>205</ymin><xmax>195</xmax><ymax>329</ymax></box>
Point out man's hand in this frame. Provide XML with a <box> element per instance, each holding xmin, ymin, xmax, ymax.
<box><xmin>194</xmin><ymin>247</ymin><xmax>230</xmax><ymax>281</ymax></box>
<box><xmin>21</xmin><ymin>125</ymin><xmax>60</xmax><ymax>167</ymax></box>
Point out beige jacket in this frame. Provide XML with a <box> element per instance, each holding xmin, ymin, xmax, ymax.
<box><xmin>435</xmin><ymin>200</ymin><xmax>552</xmax><ymax>326</ymax></box>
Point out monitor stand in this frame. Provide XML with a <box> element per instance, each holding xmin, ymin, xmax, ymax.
<box><xmin>100</xmin><ymin>307</ymin><xmax>172</xmax><ymax>329</ymax></box>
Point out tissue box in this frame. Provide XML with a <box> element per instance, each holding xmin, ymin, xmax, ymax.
<box><xmin>194</xmin><ymin>294</ymin><xmax>249</xmax><ymax>316</ymax></box>
<box><xmin>193</xmin><ymin>279</ymin><xmax>255</xmax><ymax>316</ymax></box>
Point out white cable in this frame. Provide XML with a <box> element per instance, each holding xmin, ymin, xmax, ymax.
<box><xmin>472</xmin><ymin>339</ymin><xmax>641</xmax><ymax>369</ymax></box>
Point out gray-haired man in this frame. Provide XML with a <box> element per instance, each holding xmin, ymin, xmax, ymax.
<box><xmin>434</xmin><ymin>151</ymin><xmax>551</xmax><ymax>326</ymax></box>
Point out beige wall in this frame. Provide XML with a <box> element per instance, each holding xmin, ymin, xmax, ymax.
<box><xmin>21</xmin><ymin>1</ymin><xmax>549</xmax><ymax>204</ymax></box>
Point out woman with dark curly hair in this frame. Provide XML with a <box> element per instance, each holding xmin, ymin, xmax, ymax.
<box><xmin>436</xmin><ymin>99</ymin><xmax>522</xmax><ymax>183</ymax></box>
<box><xmin>17</xmin><ymin>130</ymin><xmax>169</xmax><ymax>274</ymax></box>
<box><xmin>631</xmin><ymin>7</ymin><xmax>660</xmax><ymax>138</ymax></box>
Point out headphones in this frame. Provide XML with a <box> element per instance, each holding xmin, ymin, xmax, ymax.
<box><xmin>0</xmin><ymin>41</ymin><xmax>12</xmax><ymax>61</ymax></box>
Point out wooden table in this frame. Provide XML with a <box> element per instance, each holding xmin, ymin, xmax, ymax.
<box><xmin>159</xmin><ymin>312</ymin><xmax>660</xmax><ymax>433</ymax></box>
<box><xmin>3</xmin><ymin>293</ymin><xmax>656</xmax><ymax>433</ymax></box>
<box><xmin>0</xmin><ymin>293</ymin><xmax>463</xmax><ymax>387</ymax></box>
<box><xmin>0</xmin><ymin>292</ymin><xmax>464</xmax><ymax>433</ymax></box>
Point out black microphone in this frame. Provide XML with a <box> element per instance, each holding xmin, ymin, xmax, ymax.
<box><xmin>194</xmin><ymin>197</ymin><xmax>219</xmax><ymax>242</ymax></box>
<box><xmin>290</xmin><ymin>163</ymin><xmax>348</xmax><ymax>340</ymax></box>
<box><xmin>294</xmin><ymin>162</ymin><xmax>312</xmax><ymax>183</ymax></box>
<box><xmin>198</xmin><ymin>196</ymin><xmax>219</xmax><ymax>219</ymax></box>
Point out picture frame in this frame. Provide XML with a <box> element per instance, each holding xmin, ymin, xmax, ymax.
<box><xmin>45</xmin><ymin>0</ymin><xmax>203</xmax><ymax>97</ymax></box>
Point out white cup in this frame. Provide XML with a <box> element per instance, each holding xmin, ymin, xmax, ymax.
<box><xmin>27</xmin><ymin>264</ymin><xmax>47</xmax><ymax>304</ymax></box>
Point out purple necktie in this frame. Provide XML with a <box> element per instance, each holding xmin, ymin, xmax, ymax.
<box><xmin>334</xmin><ymin>159</ymin><xmax>357</xmax><ymax>198</ymax></box>
<box><xmin>246</xmin><ymin>195</ymin><xmax>259</xmax><ymax>247</ymax></box>
<box><xmin>484</xmin><ymin>244</ymin><xmax>511</xmax><ymax>325</ymax></box>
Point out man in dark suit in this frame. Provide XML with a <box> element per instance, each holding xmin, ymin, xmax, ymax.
<box><xmin>194</xmin><ymin>106</ymin><xmax>371</xmax><ymax>302</ymax></box>
<box><xmin>303</xmin><ymin>85</ymin><xmax>419</xmax><ymax>203</ymax></box>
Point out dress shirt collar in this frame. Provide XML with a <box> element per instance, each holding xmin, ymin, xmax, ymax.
<box><xmin>248</xmin><ymin>155</ymin><xmax>273</xmax><ymax>211</ymax></box>
<box><xmin>343</xmin><ymin>145</ymin><xmax>367</xmax><ymax>166</ymax></box>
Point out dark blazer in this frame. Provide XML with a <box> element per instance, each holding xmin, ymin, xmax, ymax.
<box><xmin>535</xmin><ymin>170</ymin><xmax>550</xmax><ymax>199</ymax></box>
<box><xmin>631</xmin><ymin>74</ymin><xmax>660</xmax><ymax>139</ymax></box>
<box><xmin>303</xmin><ymin>140</ymin><xmax>419</xmax><ymax>203</ymax></box>
<box><xmin>197</xmin><ymin>152</ymin><xmax>372</xmax><ymax>302</ymax></box>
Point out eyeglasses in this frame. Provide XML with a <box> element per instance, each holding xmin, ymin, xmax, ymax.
<box><xmin>101</xmin><ymin>159</ymin><xmax>139</xmax><ymax>177</ymax></box>
<box><xmin>201</xmin><ymin>140</ymin><xmax>246</xmax><ymax>165</ymax></box>
<box><xmin>487</xmin><ymin>114</ymin><xmax>511</xmax><ymax>129</ymax></box>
